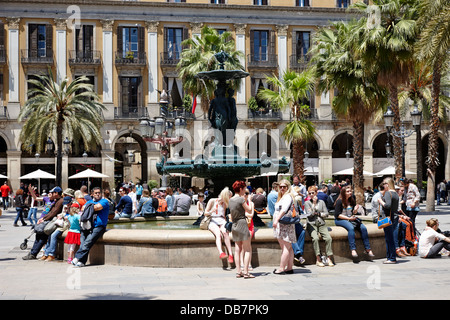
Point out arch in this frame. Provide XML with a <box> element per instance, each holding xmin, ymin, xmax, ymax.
<box><xmin>246</xmin><ymin>130</ymin><xmax>279</xmax><ymax>159</ymax></box>
<box><xmin>112</xmin><ymin>130</ymin><xmax>148</xmax><ymax>185</ymax></box>
<box><xmin>328</xmin><ymin>127</ymin><xmax>353</xmax><ymax>150</ymax></box>
<box><xmin>372</xmin><ymin>132</ymin><xmax>393</xmax><ymax>158</ymax></box>
<box><xmin>331</xmin><ymin>131</ymin><xmax>354</xmax><ymax>158</ymax></box>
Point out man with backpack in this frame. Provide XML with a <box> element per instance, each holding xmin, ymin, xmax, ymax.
<box><xmin>72</xmin><ymin>186</ymin><xmax>109</xmax><ymax>267</ymax></box>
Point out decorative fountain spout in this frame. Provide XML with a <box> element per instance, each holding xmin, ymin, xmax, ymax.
<box><xmin>157</xmin><ymin>51</ymin><xmax>289</xmax><ymax>195</ymax></box>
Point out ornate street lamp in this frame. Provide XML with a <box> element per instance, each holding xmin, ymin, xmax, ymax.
<box><xmin>410</xmin><ymin>102</ymin><xmax>423</xmax><ymax>190</ymax></box>
<box><xmin>138</xmin><ymin>90</ymin><xmax>186</xmax><ymax>188</ymax></box>
<box><xmin>63</xmin><ymin>137</ymin><xmax>71</xmax><ymax>155</ymax></box>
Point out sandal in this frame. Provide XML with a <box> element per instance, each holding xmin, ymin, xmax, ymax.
<box><xmin>243</xmin><ymin>273</ymin><xmax>255</xmax><ymax>279</ymax></box>
<box><xmin>236</xmin><ymin>272</ymin><xmax>244</xmax><ymax>278</ymax></box>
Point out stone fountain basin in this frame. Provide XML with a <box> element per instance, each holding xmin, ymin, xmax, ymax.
<box><xmin>56</xmin><ymin>216</ymin><xmax>387</xmax><ymax>267</ymax></box>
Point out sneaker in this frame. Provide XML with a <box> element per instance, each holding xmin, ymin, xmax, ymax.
<box><xmin>316</xmin><ymin>261</ymin><xmax>325</xmax><ymax>267</ymax></box>
<box><xmin>228</xmin><ymin>255</ymin><xmax>234</xmax><ymax>264</ymax></box>
<box><xmin>74</xmin><ymin>261</ymin><xmax>85</xmax><ymax>267</ymax></box>
<box><xmin>67</xmin><ymin>258</ymin><xmax>73</xmax><ymax>264</ymax></box>
<box><xmin>71</xmin><ymin>258</ymin><xmax>79</xmax><ymax>266</ymax></box>
<box><xmin>22</xmin><ymin>252</ymin><xmax>37</xmax><ymax>260</ymax></box>
<box><xmin>219</xmin><ymin>252</ymin><xmax>228</xmax><ymax>260</ymax></box>
<box><xmin>39</xmin><ymin>255</ymin><xmax>48</xmax><ymax>261</ymax></box>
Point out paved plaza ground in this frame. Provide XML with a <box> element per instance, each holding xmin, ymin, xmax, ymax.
<box><xmin>1</xmin><ymin>201</ymin><xmax>450</xmax><ymax>303</ymax></box>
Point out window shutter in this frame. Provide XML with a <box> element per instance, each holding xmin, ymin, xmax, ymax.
<box><xmin>163</xmin><ymin>27</ymin><xmax>168</xmax><ymax>53</ymax></box>
<box><xmin>0</xmin><ymin>22</ymin><xmax>4</xmax><ymax>50</ymax></box>
<box><xmin>85</xmin><ymin>25</ymin><xmax>93</xmax><ymax>54</ymax></box>
<box><xmin>269</xmin><ymin>30</ymin><xmax>275</xmax><ymax>57</ymax></box>
<box><xmin>29</xmin><ymin>24</ymin><xmax>38</xmax><ymax>57</ymax></box>
<box><xmin>250</xmin><ymin>30</ymin><xmax>254</xmax><ymax>57</ymax></box>
<box><xmin>137</xmin><ymin>77</ymin><xmax>143</xmax><ymax>108</ymax></box>
<box><xmin>292</xmin><ymin>31</ymin><xmax>297</xmax><ymax>62</ymax></box>
<box><xmin>117</xmin><ymin>26</ymin><xmax>123</xmax><ymax>54</ymax></box>
<box><xmin>46</xmin><ymin>24</ymin><xmax>53</xmax><ymax>58</ymax></box>
<box><xmin>138</xmin><ymin>26</ymin><xmax>145</xmax><ymax>54</ymax></box>
<box><xmin>182</xmin><ymin>27</ymin><xmax>189</xmax><ymax>50</ymax></box>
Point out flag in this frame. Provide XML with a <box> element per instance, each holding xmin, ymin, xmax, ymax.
<box><xmin>191</xmin><ymin>94</ymin><xmax>197</xmax><ymax>114</ymax></box>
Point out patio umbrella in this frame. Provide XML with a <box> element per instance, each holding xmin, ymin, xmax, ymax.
<box><xmin>373</xmin><ymin>166</ymin><xmax>415</xmax><ymax>177</ymax></box>
<box><xmin>333</xmin><ymin>167</ymin><xmax>373</xmax><ymax>176</ymax></box>
<box><xmin>68</xmin><ymin>169</ymin><xmax>109</xmax><ymax>192</ymax></box>
<box><xmin>0</xmin><ymin>174</ymin><xmax>8</xmax><ymax>179</ymax></box>
<box><xmin>19</xmin><ymin>169</ymin><xmax>56</xmax><ymax>193</ymax></box>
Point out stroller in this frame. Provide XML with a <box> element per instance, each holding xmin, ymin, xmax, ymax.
<box><xmin>20</xmin><ymin>226</ymin><xmax>35</xmax><ymax>250</ymax></box>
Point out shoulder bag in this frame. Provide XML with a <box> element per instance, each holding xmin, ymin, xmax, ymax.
<box><xmin>279</xmin><ymin>196</ymin><xmax>300</xmax><ymax>225</ymax></box>
<box><xmin>200</xmin><ymin>200</ymin><xmax>218</xmax><ymax>230</ymax></box>
<box><xmin>377</xmin><ymin>193</ymin><xmax>392</xmax><ymax>229</ymax></box>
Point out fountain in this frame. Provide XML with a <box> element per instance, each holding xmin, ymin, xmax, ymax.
<box><xmin>156</xmin><ymin>51</ymin><xmax>290</xmax><ymax>195</ymax></box>
<box><xmin>55</xmin><ymin>52</ymin><xmax>386</xmax><ymax>267</ymax></box>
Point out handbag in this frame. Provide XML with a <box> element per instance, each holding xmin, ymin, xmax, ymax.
<box><xmin>377</xmin><ymin>202</ymin><xmax>392</xmax><ymax>229</ymax></box>
<box><xmin>279</xmin><ymin>197</ymin><xmax>300</xmax><ymax>225</ymax></box>
<box><xmin>199</xmin><ymin>214</ymin><xmax>211</xmax><ymax>230</ymax></box>
<box><xmin>44</xmin><ymin>217</ymin><xmax>58</xmax><ymax>235</ymax></box>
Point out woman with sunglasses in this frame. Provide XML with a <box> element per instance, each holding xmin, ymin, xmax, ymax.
<box><xmin>304</xmin><ymin>186</ymin><xmax>334</xmax><ymax>267</ymax></box>
<box><xmin>272</xmin><ymin>179</ymin><xmax>296</xmax><ymax>275</ymax></box>
<box><xmin>334</xmin><ymin>185</ymin><xmax>374</xmax><ymax>260</ymax></box>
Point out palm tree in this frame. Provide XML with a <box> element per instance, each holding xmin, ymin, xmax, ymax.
<box><xmin>257</xmin><ymin>69</ymin><xmax>316</xmax><ymax>184</ymax></box>
<box><xmin>18</xmin><ymin>70</ymin><xmax>106</xmax><ymax>186</ymax></box>
<box><xmin>310</xmin><ymin>21</ymin><xmax>388</xmax><ymax>205</ymax></box>
<box><xmin>177</xmin><ymin>25</ymin><xmax>245</xmax><ymax>113</ymax></box>
<box><xmin>353</xmin><ymin>0</ymin><xmax>418</xmax><ymax>181</ymax></box>
<box><xmin>415</xmin><ymin>0</ymin><xmax>450</xmax><ymax>211</ymax></box>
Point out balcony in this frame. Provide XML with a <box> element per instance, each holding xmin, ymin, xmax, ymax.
<box><xmin>69</xmin><ymin>50</ymin><xmax>101</xmax><ymax>67</ymax></box>
<box><xmin>0</xmin><ymin>49</ymin><xmax>5</xmax><ymax>65</ymax></box>
<box><xmin>115</xmin><ymin>51</ymin><xmax>147</xmax><ymax>67</ymax></box>
<box><xmin>248</xmin><ymin>109</ymin><xmax>282</xmax><ymax>120</ymax></box>
<box><xmin>21</xmin><ymin>49</ymin><xmax>53</xmax><ymax>65</ymax></box>
<box><xmin>247</xmin><ymin>53</ymin><xmax>278</xmax><ymax>69</ymax></box>
<box><xmin>114</xmin><ymin>106</ymin><xmax>148</xmax><ymax>119</ymax></box>
<box><xmin>289</xmin><ymin>54</ymin><xmax>310</xmax><ymax>72</ymax></box>
<box><xmin>160</xmin><ymin>51</ymin><xmax>181</xmax><ymax>68</ymax></box>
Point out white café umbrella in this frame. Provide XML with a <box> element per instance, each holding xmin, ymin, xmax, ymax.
<box><xmin>19</xmin><ymin>169</ymin><xmax>56</xmax><ymax>193</ymax></box>
<box><xmin>68</xmin><ymin>169</ymin><xmax>109</xmax><ymax>192</ymax></box>
<box><xmin>0</xmin><ymin>174</ymin><xmax>8</xmax><ymax>179</ymax></box>
<box><xmin>373</xmin><ymin>166</ymin><xmax>415</xmax><ymax>177</ymax></box>
<box><xmin>333</xmin><ymin>167</ymin><xmax>373</xmax><ymax>176</ymax></box>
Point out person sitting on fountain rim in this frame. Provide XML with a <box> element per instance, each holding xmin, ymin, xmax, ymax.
<box><xmin>173</xmin><ymin>188</ymin><xmax>191</xmax><ymax>216</ymax></box>
<box><xmin>114</xmin><ymin>187</ymin><xmax>133</xmax><ymax>219</ymax></box>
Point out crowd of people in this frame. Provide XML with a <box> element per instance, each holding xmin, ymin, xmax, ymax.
<box><xmin>8</xmin><ymin>173</ymin><xmax>449</xmax><ymax>273</ymax></box>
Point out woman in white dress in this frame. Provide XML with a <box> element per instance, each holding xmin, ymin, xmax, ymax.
<box><xmin>272</xmin><ymin>179</ymin><xmax>297</xmax><ymax>275</ymax></box>
<box><xmin>204</xmin><ymin>187</ymin><xmax>233</xmax><ymax>263</ymax></box>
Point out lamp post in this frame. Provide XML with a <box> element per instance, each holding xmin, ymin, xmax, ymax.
<box><xmin>410</xmin><ymin>102</ymin><xmax>423</xmax><ymax>190</ymax></box>
<box><xmin>139</xmin><ymin>90</ymin><xmax>187</xmax><ymax>188</ymax></box>
<box><xmin>383</xmin><ymin>105</ymin><xmax>414</xmax><ymax>179</ymax></box>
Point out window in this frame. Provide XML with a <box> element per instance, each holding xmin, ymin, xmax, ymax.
<box><xmin>76</xmin><ymin>25</ymin><xmax>93</xmax><ymax>53</ymax></box>
<box><xmin>167</xmin><ymin>0</ymin><xmax>186</xmax><ymax>2</ymax></box>
<box><xmin>166</xmin><ymin>28</ymin><xmax>184</xmax><ymax>60</ymax></box>
<box><xmin>337</xmin><ymin>0</ymin><xmax>350</xmax><ymax>8</ymax></box>
<box><xmin>122</xmin><ymin>27</ymin><xmax>139</xmax><ymax>57</ymax></box>
<box><xmin>120</xmin><ymin>77</ymin><xmax>142</xmax><ymax>116</ymax></box>
<box><xmin>253</xmin><ymin>0</ymin><xmax>268</xmax><ymax>4</ymax></box>
<box><xmin>253</xmin><ymin>30</ymin><xmax>269</xmax><ymax>61</ymax></box>
<box><xmin>28</xmin><ymin>24</ymin><xmax>52</xmax><ymax>58</ymax></box>
<box><xmin>296</xmin><ymin>0</ymin><xmax>310</xmax><ymax>6</ymax></box>
<box><xmin>295</xmin><ymin>31</ymin><xmax>310</xmax><ymax>60</ymax></box>
<box><xmin>211</xmin><ymin>0</ymin><xmax>226</xmax><ymax>3</ymax></box>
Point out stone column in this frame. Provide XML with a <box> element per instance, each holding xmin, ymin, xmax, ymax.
<box><xmin>146</xmin><ymin>21</ymin><xmax>159</xmax><ymax>109</ymax></box>
<box><xmin>54</xmin><ymin>18</ymin><xmax>67</xmax><ymax>84</ymax></box>
<box><xmin>7</xmin><ymin>150</ymin><xmax>21</xmax><ymax>190</ymax></box>
<box><xmin>6</xmin><ymin>17</ymin><xmax>20</xmax><ymax>119</ymax></box>
<box><xmin>364</xmin><ymin>148</ymin><xmax>374</xmax><ymax>188</ymax></box>
<box><xmin>276</xmin><ymin>25</ymin><xmax>288</xmax><ymax>76</ymax></box>
<box><xmin>318</xmin><ymin>149</ymin><xmax>333</xmax><ymax>183</ymax></box>
<box><xmin>234</xmin><ymin>24</ymin><xmax>246</xmax><ymax>105</ymax></box>
<box><xmin>100</xmin><ymin>19</ymin><xmax>114</xmax><ymax>119</ymax></box>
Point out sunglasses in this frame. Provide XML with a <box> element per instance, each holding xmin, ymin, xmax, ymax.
<box><xmin>308</xmin><ymin>192</ymin><xmax>315</xmax><ymax>195</ymax></box>
<box><xmin>279</xmin><ymin>185</ymin><xmax>288</xmax><ymax>189</ymax></box>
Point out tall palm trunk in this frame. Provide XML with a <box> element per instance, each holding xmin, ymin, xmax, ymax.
<box><xmin>352</xmin><ymin>119</ymin><xmax>365</xmax><ymax>205</ymax></box>
<box><xmin>56</xmin><ymin>121</ymin><xmax>63</xmax><ymax>187</ymax></box>
<box><xmin>388</xmin><ymin>83</ymin><xmax>402</xmax><ymax>180</ymax></box>
<box><xmin>426</xmin><ymin>60</ymin><xmax>442</xmax><ymax>212</ymax></box>
<box><xmin>293</xmin><ymin>139</ymin><xmax>305</xmax><ymax>184</ymax></box>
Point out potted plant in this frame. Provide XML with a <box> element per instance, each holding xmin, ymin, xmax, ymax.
<box><xmin>125</xmin><ymin>51</ymin><xmax>135</xmax><ymax>62</ymax></box>
<box><xmin>248</xmin><ymin>97</ymin><xmax>259</xmax><ymax>115</ymax></box>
